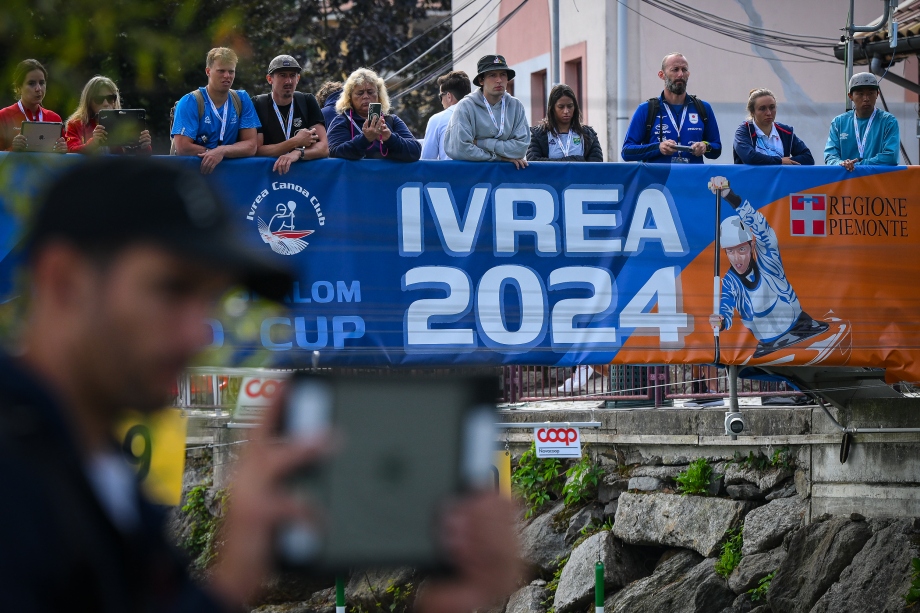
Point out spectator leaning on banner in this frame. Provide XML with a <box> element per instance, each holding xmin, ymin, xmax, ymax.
<box><xmin>621</xmin><ymin>52</ymin><xmax>721</xmax><ymax>164</ymax></box>
<box><xmin>170</xmin><ymin>47</ymin><xmax>261</xmax><ymax>174</ymax></box>
<box><xmin>825</xmin><ymin>72</ymin><xmax>900</xmax><ymax>170</ymax></box>
<box><xmin>327</xmin><ymin>67</ymin><xmax>421</xmax><ymax>161</ymax></box>
<box><xmin>253</xmin><ymin>55</ymin><xmax>328</xmax><ymax>175</ymax></box>
<box><xmin>0</xmin><ymin>59</ymin><xmax>66</xmax><ymax>153</ymax></box>
<box><xmin>443</xmin><ymin>54</ymin><xmax>530</xmax><ymax>169</ymax></box>
<box><xmin>421</xmin><ymin>70</ymin><xmax>471</xmax><ymax>160</ymax></box>
<box><xmin>527</xmin><ymin>83</ymin><xmax>603</xmax><ymax>162</ymax></box>
<box><xmin>65</xmin><ymin>76</ymin><xmax>152</xmax><ymax>155</ymax></box>
<box><xmin>733</xmin><ymin>88</ymin><xmax>813</xmax><ymax>165</ymax></box>
<box><xmin>317</xmin><ymin>81</ymin><xmax>343</xmax><ymax>130</ymax></box>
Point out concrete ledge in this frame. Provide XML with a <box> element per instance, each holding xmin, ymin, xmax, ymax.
<box><xmin>812</xmin><ymin>483</ymin><xmax>920</xmax><ymax>517</ymax></box>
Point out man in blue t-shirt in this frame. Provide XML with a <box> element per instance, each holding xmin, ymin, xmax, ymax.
<box><xmin>621</xmin><ymin>53</ymin><xmax>721</xmax><ymax>164</ymax></box>
<box><xmin>171</xmin><ymin>47</ymin><xmax>261</xmax><ymax>174</ymax></box>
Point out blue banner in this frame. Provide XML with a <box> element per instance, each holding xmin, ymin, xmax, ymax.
<box><xmin>1</xmin><ymin>154</ymin><xmax>917</xmax><ymax>380</ymax></box>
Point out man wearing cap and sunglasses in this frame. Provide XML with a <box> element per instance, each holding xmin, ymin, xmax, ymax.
<box><xmin>444</xmin><ymin>55</ymin><xmax>530</xmax><ymax>169</ymax></box>
<box><xmin>0</xmin><ymin>157</ymin><xmax>522</xmax><ymax>613</ymax></box>
<box><xmin>253</xmin><ymin>55</ymin><xmax>329</xmax><ymax>175</ymax></box>
<box><xmin>825</xmin><ymin>72</ymin><xmax>900</xmax><ymax>170</ymax></box>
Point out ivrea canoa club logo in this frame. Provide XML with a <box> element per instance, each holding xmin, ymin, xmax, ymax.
<box><xmin>247</xmin><ymin>181</ymin><xmax>326</xmax><ymax>256</ymax></box>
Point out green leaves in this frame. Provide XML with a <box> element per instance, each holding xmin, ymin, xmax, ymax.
<box><xmin>511</xmin><ymin>442</ymin><xmax>565</xmax><ymax>518</ymax></box>
<box><xmin>675</xmin><ymin>457</ymin><xmax>713</xmax><ymax>496</ymax></box>
<box><xmin>748</xmin><ymin>570</ymin><xmax>775</xmax><ymax>601</ymax></box>
<box><xmin>562</xmin><ymin>451</ymin><xmax>603</xmax><ymax>507</ymax></box>
<box><xmin>903</xmin><ymin>557</ymin><xmax>920</xmax><ymax>604</ymax></box>
<box><xmin>714</xmin><ymin>527</ymin><xmax>743</xmax><ymax>578</ymax></box>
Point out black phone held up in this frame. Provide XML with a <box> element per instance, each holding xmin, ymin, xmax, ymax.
<box><xmin>367</xmin><ymin>102</ymin><xmax>382</xmax><ymax>124</ymax></box>
<box><xmin>275</xmin><ymin>372</ymin><xmax>497</xmax><ymax>573</ymax></box>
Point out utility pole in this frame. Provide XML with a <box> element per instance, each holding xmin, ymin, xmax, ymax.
<box><xmin>845</xmin><ymin>0</ymin><xmax>896</xmax><ymax>109</ymax></box>
<box><xmin>550</xmin><ymin>0</ymin><xmax>560</xmax><ymax>86</ymax></box>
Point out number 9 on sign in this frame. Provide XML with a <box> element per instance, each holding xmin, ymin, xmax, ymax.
<box><xmin>115</xmin><ymin>409</ymin><xmax>188</xmax><ymax>506</ymax></box>
<box><xmin>122</xmin><ymin>424</ymin><xmax>152</xmax><ymax>481</ymax></box>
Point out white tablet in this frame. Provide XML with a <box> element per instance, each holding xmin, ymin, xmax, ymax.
<box><xmin>20</xmin><ymin>121</ymin><xmax>63</xmax><ymax>153</ymax></box>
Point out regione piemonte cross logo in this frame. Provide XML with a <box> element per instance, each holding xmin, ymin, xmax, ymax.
<box><xmin>790</xmin><ymin>194</ymin><xmax>827</xmax><ymax>237</ymax></box>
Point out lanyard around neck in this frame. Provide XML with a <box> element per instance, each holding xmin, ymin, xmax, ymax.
<box><xmin>483</xmin><ymin>94</ymin><xmax>505</xmax><ymax>137</ymax></box>
<box><xmin>557</xmin><ymin>132</ymin><xmax>572</xmax><ymax>157</ymax></box>
<box><xmin>204</xmin><ymin>90</ymin><xmax>229</xmax><ymax>145</ymax></box>
<box><xmin>853</xmin><ymin>108</ymin><xmax>877</xmax><ymax>159</ymax></box>
<box><xmin>272</xmin><ymin>98</ymin><xmax>294</xmax><ymax>141</ymax></box>
<box><xmin>18</xmin><ymin>100</ymin><xmax>43</xmax><ymax>122</ymax></box>
<box><xmin>661</xmin><ymin>99</ymin><xmax>688</xmax><ymax>141</ymax></box>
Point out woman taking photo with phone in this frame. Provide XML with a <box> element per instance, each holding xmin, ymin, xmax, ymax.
<box><xmin>327</xmin><ymin>67</ymin><xmax>421</xmax><ymax>161</ymax></box>
<box><xmin>0</xmin><ymin>59</ymin><xmax>66</xmax><ymax>153</ymax></box>
<box><xmin>65</xmin><ymin>76</ymin><xmax>152</xmax><ymax>154</ymax></box>
<box><xmin>527</xmin><ymin>83</ymin><xmax>603</xmax><ymax>162</ymax></box>
<box><xmin>733</xmin><ymin>88</ymin><xmax>813</xmax><ymax>165</ymax></box>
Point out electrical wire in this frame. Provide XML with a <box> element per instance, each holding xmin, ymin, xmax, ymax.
<box><xmin>370</xmin><ymin>0</ymin><xmax>480</xmax><ymax>70</ymax></box>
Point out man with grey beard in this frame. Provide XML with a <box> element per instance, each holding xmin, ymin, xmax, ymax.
<box><xmin>621</xmin><ymin>52</ymin><xmax>722</xmax><ymax>163</ymax></box>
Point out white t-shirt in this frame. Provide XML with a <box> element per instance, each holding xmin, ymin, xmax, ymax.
<box><xmin>754</xmin><ymin>123</ymin><xmax>783</xmax><ymax>158</ymax></box>
<box><xmin>547</xmin><ymin>131</ymin><xmax>585</xmax><ymax>159</ymax></box>
<box><xmin>420</xmin><ymin>107</ymin><xmax>455</xmax><ymax>160</ymax></box>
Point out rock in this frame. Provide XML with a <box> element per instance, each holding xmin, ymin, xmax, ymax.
<box><xmin>728</xmin><ymin>546</ymin><xmax>786</xmax><ymax>594</ymax></box>
<box><xmin>505</xmin><ymin>584</ymin><xmax>548</xmax><ymax>613</ymax></box>
<box><xmin>603</xmin><ymin>500</ymin><xmax>618</xmax><ymax>519</ymax></box>
<box><xmin>726</xmin><ymin>484</ymin><xmax>765</xmax><ymax>501</ymax></box>
<box><xmin>606</xmin><ymin>552</ymin><xmax>735</xmax><ymax>613</ymax></box>
<box><xmin>717</xmin><ymin>592</ymin><xmax>760</xmax><ymax>613</ymax></box>
<box><xmin>794</xmin><ymin>468</ymin><xmax>810</xmax><ymax>498</ymax></box>
<box><xmin>810</xmin><ymin>519</ymin><xmax>920</xmax><ymax>613</ymax></box>
<box><xmin>628</xmin><ymin>476</ymin><xmax>663</xmax><ymax>491</ymax></box>
<box><xmin>765</xmin><ymin>481</ymin><xmax>796</xmax><ymax>500</ymax></box>
<box><xmin>552</xmin><ymin>531</ymin><xmax>646</xmax><ymax>613</ymax></box>
<box><xmin>259</xmin><ymin>571</ymin><xmax>335</xmax><ymax>606</ymax></box>
<box><xmin>564</xmin><ymin>502</ymin><xmax>604</xmax><ymax>544</ymax></box>
<box><xmin>723</xmin><ymin>464</ymin><xmax>793</xmax><ymax>491</ymax></box>
<box><xmin>250</xmin><ymin>587</ymin><xmax>336</xmax><ymax>613</ymax></box>
<box><xmin>531</xmin><ymin>579</ymin><xmax>547</xmax><ymax>587</ymax></box>
<box><xmin>614</xmin><ymin>492</ymin><xmax>754</xmax><ymax>557</ymax></box>
<box><xmin>346</xmin><ymin>567</ymin><xmax>417</xmax><ymax>611</ymax></box>
<box><xmin>741</xmin><ymin>498</ymin><xmax>806</xmax><ymax>556</ymax></box>
<box><xmin>519</xmin><ymin>501</ymin><xmax>569</xmax><ymax>574</ymax></box>
<box><xmin>598</xmin><ymin>475</ymin><xmax>629</xmax><ymax>503</ymax></box>
<box><xmin>766</xmin><ymin>517</ymin><xmax>872</xmax><ymax>613</ymax></box>
<box><xmin>629</xmin><ymin>464</ymin><xmax>687</xmax><ymax>480</ymax></box>
<box><xmin>708</xmin><ymin>473</ymin><xmax>725</xmax><ymax>497</ymax></box>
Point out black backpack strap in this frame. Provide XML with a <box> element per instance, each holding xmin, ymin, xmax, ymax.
<box><xmin>292</xmin><ymin>91</ymin><xmax>309</xmax><ymax>123</ymax></box>
<box><xmin>643</xmin><ymin>97</ymin><xmax>661</xmax><ymax>143</ymax></box>
<box><xmin>687</xmin><ymin>94</ymin><xmax>708</xmax><ymax>126</ymax></box>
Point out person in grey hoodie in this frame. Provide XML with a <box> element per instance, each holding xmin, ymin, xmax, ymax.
<box><xmin>444</xmin><ymin>54</ymin><xmax>529</xmax><ymax>168</ymax></box>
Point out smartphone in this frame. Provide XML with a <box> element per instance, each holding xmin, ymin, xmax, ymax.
<box><xmin>98</xmin><ymin>109</ymin><xmax>146</xmax><ymax>147</ymax></box>
<box><xmin>276</xmin><ymin>372</ymin><xmax>497</xmax><ymax>572</ymax></box>
<box><xmin>672</xmin><ymin>144</ymin><xmax>693</xmax><ymax>152</ymax></box>
<box><xmin>367</xmin><ymin>102</ymin><xmax>382</xmax><ymax>124</ymax></box>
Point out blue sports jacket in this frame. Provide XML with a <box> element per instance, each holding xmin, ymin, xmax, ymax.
<box><xmin>733</xmin><ymin>121</ymin><xmax>814</xmax><ymax>165</ymax></box>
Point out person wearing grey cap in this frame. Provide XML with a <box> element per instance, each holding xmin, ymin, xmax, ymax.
<box><xmin>0</xmin><ymin>156</ymin><xmax>523</xmax><ymax>613</ymax></box>
<box><xmin>253</xmin><ymin>55</ymin><xmax>328</xmax><ymax>175</ymax></box>
<box><xmin>825</xmin><ymin>72</ymin><xmax>900</xmax><ymax>170</ymax></box>
<box><xmin>443</xmin><ymin>54</ymin><xmax>529</xmax><ymax>169</ymax></box>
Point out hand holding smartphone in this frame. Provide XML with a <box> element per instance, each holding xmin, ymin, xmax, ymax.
<box><xmin>368</xmin><ymin>102</ymin><xmax>382</xmax><ymax>125</ymax></box>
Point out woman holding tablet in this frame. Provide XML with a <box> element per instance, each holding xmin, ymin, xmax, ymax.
<box><xmin>65</xmin><ymin>76</ymin><xmax>152</xmax><ymax>154</ymax></box>
<box><xmin>0</xmin><ymin>59</ymin><xmax>66</xmax><ymax>153</ymax></box>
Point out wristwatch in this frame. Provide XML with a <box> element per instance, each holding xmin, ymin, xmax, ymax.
<box><xmin>295</xmin><ymin>147</ymin><xmax>306</xmax><ymax>160</ymax></box>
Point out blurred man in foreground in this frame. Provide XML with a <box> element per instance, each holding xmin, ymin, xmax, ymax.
<box><xmin>0</xmin><ymin>157</ymin><xmax>520</xmax><ymax>612</ymax></box>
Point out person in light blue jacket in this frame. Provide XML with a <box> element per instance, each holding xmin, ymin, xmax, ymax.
<box><xmin>824</xmin><ymin>72</ymin><xmax>900</xmax><ymax>170</ymax></box>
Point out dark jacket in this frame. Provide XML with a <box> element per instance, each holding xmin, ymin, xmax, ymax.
<box><xmin>0</xmin><ymin>354</ymin><xmax>225</xmax><ymax>613</ymax></box>
<box><xmin>321</xmin><ymin>90</ymin><xmax>342</xmax><ymax>130</ymax></box>
<box><xmin>733</xmin><ymin>121</ymin><xmax>814</xmax><ymax>165</ymax></box>
<box><xmin>327</xmin><ymin>109</ymin><xmax>421</xmax><ymax>161</ymax></box>
<box><xmin>526</xmin><ymin>124</ymin><xmax>604</xmax><ymax>161</ymax></box>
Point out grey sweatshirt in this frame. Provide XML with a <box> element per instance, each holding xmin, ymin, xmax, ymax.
<box><xmin>444</xmin><ymin>91</ymin><xmax>530</xmax><ymax>161</ymax></box>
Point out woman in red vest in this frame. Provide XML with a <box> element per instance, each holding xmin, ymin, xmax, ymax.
<box><xmin>0</xmin><ymin>59</ymin><xmax>66</xmax><ymax>152</ymax></box>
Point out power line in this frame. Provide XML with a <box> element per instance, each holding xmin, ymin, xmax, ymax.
<box><xmin>370</xmin><ymin>0</ymin><xmax>480</xmax><ymax>70</ymax></box>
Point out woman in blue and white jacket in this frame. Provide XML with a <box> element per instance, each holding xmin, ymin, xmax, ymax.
<box><xmin>733</xmin><ymin>88</ymin><xmax>813</xmax><ymax>165</ymax></box>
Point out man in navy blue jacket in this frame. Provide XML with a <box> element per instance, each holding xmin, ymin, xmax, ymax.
<box><xmin>621</xmin><ymin>53</ymin><xmax>722</xmax><ymax>164</ymax></box>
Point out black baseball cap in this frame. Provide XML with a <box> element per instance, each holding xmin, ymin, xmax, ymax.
<box><xmin>24</xmin><ymin>157</ymin><xmax>293</xmax><ymax>301</ymax></box>
<box><xmin>474</xmin><ymin>55</ymin><xmax>516</xmax><ymax>86</ymax></box>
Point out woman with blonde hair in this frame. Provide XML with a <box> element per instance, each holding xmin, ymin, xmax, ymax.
<box><xmin>64</xmin><ymin>75</ymin><xmax>151</xmax><ymax>154</ymax></box>
<box><xmin>327</xmin><ymin>67</ymin><xmax>420</xmax><ymax>161</ymax></box>
<box><xmin>733</xmin><ymin>88</ymin><xmax>812</xmax><ymax>165</ymax></box>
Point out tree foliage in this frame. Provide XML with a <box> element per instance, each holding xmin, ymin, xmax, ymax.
<box><xmin>0</xmin><ymin>0</ymin><xmax>451</xmax><ymax>152</ymax></box>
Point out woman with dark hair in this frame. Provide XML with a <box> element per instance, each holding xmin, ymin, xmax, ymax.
<box><xmin>527</xmin><ymin>83</ymin><xmax>603</xmax><ymax>162</ymax></box>
<box><xmin>64</xmin><ymin>75</ymin><xmax>152</xmax><ymax>154</ymax></box>
<box><xmin>733</xmin><ymin>88</ymin><xmax>813</xmax><ymax>165</ymax></box>
<box><xmin>0</xmin><ymin>59</ymin><xmax>66</xmax><ymax>152</ymax></box>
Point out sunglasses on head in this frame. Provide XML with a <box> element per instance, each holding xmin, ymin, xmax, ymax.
<box><xmin>93</xmin><ymin>94</ymin><xmax>117</xmax><ymax>105</ymax></box>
